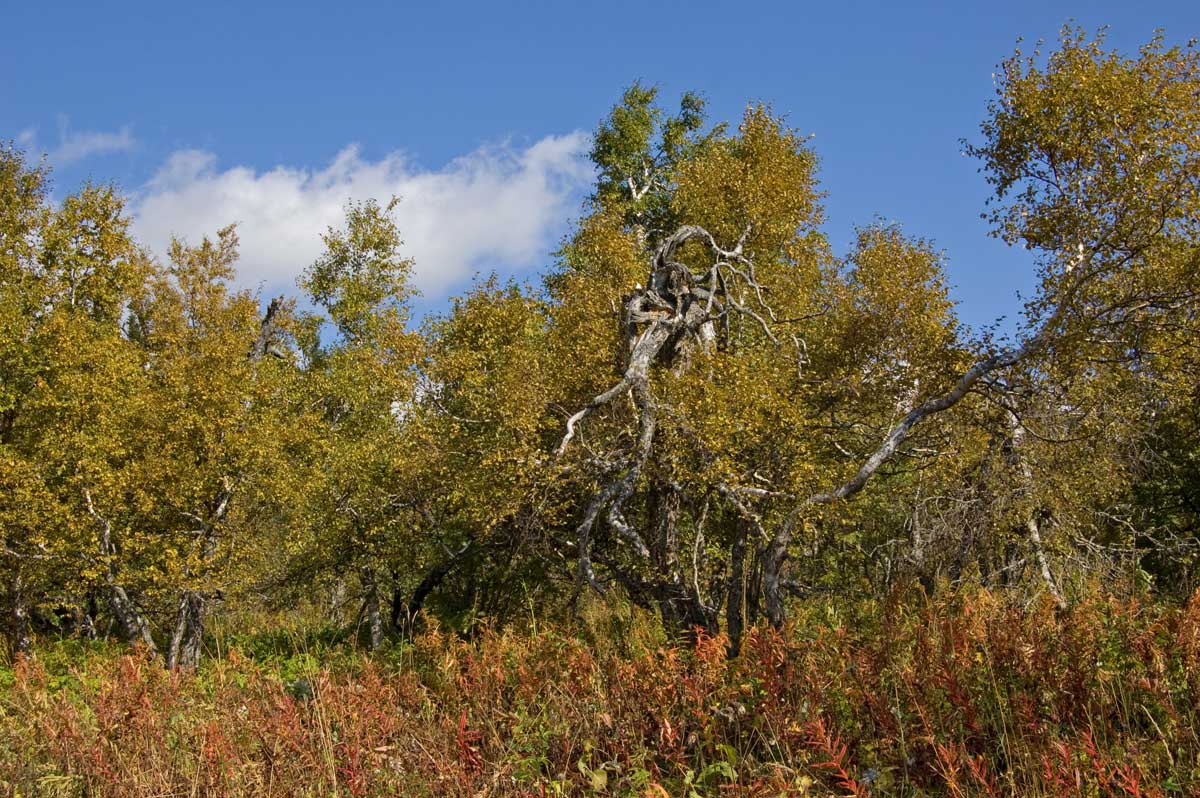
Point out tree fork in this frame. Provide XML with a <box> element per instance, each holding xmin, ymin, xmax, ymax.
<box><xmin>391</xmin><ymin>540</ymin><xmax>473</xmax><ymax>636</ymax></box>
<box><xmin>167</xmin><ymin>591</ymin><xmax>205</xmax><ymax>669</ymax></box>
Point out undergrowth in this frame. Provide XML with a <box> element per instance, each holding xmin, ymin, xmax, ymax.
<box><xmin>3</xmin><ymin>586</ymin><xmax>1200</xmax><ymax>797</ymax></box>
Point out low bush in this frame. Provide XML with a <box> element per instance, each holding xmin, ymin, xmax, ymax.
<box><xmin>3</xmin><ymin>586</ymin><xmax>1199</xmax><ymax>796</ymax></box>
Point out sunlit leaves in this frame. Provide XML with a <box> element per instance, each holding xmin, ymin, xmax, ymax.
<box><xmin>301</xmin><ymin>197</ymin><xmax>415</xmax><ymax>344</ymax></box>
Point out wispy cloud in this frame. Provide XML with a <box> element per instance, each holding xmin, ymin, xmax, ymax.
<box><xmin>132</xmin><ymin>134</ymin><xmax>594</xmax><ymax>297</ymax></box>
<box><xmin>50</xmin><ymin>117</ymin><xmax>137</xmax><ymax>165</ymax></box>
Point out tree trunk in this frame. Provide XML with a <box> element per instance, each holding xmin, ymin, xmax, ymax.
<box><xmin>361</xmin><ymin>568</ymin><xmax>383</xmax><ymax>651</ymax></box>
<box><xmin>390</xmin><ymin>541</ymin><xmax>471</xmax><ymax>636</ymax></box>
<box><xmin>8</xmin><ymin>573</ymin><xmax>32</xmax><ymax>659</ymax></box>
<box><xmin>1004</xmin><ymin>403</ymin><xmax>1067</xmax><ymax>610</ymax></box>
<box><xmin>745</xmin><ymin>548</ymin><xmax>762</xmax><ymax>629</ymax></box>
<box><xmin>594</xmin><ymin>548</ymin><xmax>717</xmax><ymax>641</ymax></box>
<box><xmin>648</xmin><ymin>481</ymin><xmax>681</xmax><ymax>574</ymax></box>
<box><xmin>108</xmin><ymin>583</ymin><xmax>158</xmax><ymax>654</ymax></box>
<box><xmin>670</xmin><ymin>583</ymin><xmax>718</xmax><ymax>640</ymax></box>
<box><xmin>167</xmin><ymin>590</ymin><xmax>205</xmax><ymax>669</ymax></box>
<box><xmin>79</xmin><ymin>593</ymin><xmax>99</xmax><ymax>640</ymax></box>
<box><xmin>85</xmin><ymin>490</ymin><xmax>159</xmax><ymax>655</ymax></box>
<box><xmin>1026</xmin><ymin>514</ymin><xmax>1067</xmax><ymax>611</ymax></box>
<box><xmin>761</xmin><ymin>522</ymin><xmax>791</xmax><ymax>629</ymax></box>
<box><xmin>328</xmin><ymin>578</ymin><xmax>348</xmax><ymax>623</ymax></box>
<box><xmin>647</xmin><ymin>479</ymin><xmax>684</xmax><ymax>630</ymax></box>
<box><xmin>727</xmin><ymin>519</ymin><xmax>748</xmax><ymax>656</ymax></box>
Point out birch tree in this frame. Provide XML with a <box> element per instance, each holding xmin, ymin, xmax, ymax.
<box><xmin>553</xmin><ymin>28</ymin><xmax>1200</xmax><ymax>635</ymax></box>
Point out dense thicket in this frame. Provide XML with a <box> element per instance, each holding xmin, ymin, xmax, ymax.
<box><xmin>2</xmin><ymin>29</ymin><xmax>1199</xmax><ymax>665</ymax></box>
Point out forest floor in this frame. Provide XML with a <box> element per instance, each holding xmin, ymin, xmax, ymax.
<box><xmin>3</xmin><ymin>586</ymin><xmax>1199</xmax><ymax>797</ymax></box>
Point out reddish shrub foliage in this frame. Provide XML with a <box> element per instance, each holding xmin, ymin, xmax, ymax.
<box><xmin>3</xmin><ymin>588</ymin><xmax>1200</xmax><ymax>796</ymax></box>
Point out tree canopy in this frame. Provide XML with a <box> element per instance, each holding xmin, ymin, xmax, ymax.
<box><xmin>2</xmin><ymin>27</ymin><xmax>1199</xmax><ymax>663</ymax></box>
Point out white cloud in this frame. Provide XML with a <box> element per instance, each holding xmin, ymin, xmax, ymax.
<box><xmin>132</xmin><ymin>134</ymin><xmax>594</xmax><ymax>297</ymax></box>
<box><xmin>51</xmin><ymin>119</ymin><xmax>137</xmax><ymax>165</ymax></box>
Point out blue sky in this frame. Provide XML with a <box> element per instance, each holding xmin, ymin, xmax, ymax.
<box><xmin>4</xmin><ymin>1</ymin><xmax>1197</xmax><ymax>329</ymax></box>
